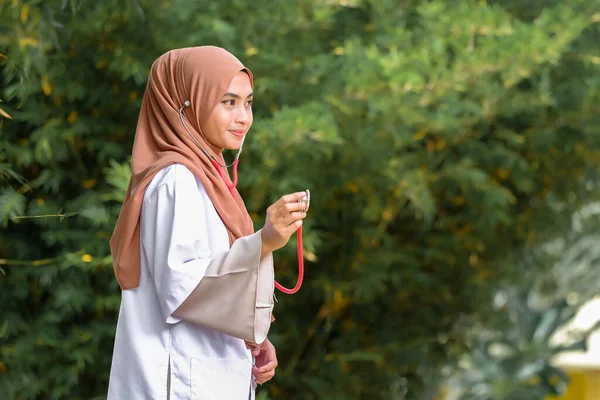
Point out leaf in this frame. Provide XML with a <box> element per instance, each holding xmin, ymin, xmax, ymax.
<box><xmin>515</xmin><ymin>360</ymin><xmax>545</xmax><ymax>382</ymax></box>
<box><xmin>59</xmin><ymin>211</ymin><xmax>78</xmax><ymax>222</ymax></box>
<box><xmin>0</xmin><ymin>187</ymin><xmax>26</xmax><ymax>227</ymax></box>
<box><xmin>0</xmin><ymin>163</ymin><xmax>27</xmax><ymax>184</ymax></box>
<box><xmin>41</xmin><ymin>75</ymin><xmax>52</xmax><ymax>95</ymax></box>
<box><xmin>335</xmin><ymin>351</ymin><xmax>385</xmax><ymax>363</ymax></box>
<box><xmin>103</xmin><ymin>159</ymin><xmax>131</xmax><ymax>202</ymax></box>
<box><xmin>18</xmin><ymin>37</ymin><xmax>39</xmax><ymax>47</ymax></box>
<box><xmin>397</xmin><ymin>169</ymin><xmax>436</xmax><ymax>224</ymax></box>
<box><xmin>21</xmin><ymin>5</ymin><xmax>29</xmax><ymax>24</ymax></box>
<box><xmin>552</xmin><ymin>339</ymin><xmax>587</xmax><ymax>354</ymax></box>
<box><xmin>0</xmin><ymin>106</ymin><xmax>12</xmax><ymax>119</ymax></box>
<box><xmin>0</xmin><ymin>320</ymin><xmax>8</xmax><ymax>338</ymax></box>
<box><xmin>532</xmin><ymin>308</ymin><xmax>559</xmax><ymax>342</ymax></box>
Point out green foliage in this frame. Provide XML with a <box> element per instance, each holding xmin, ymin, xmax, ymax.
<box><xmin>449</xmin><ymin>296</ymin><xmax>584</xmax><ymax>400</ymax></box>
<box><xmin>446</xmin><ymin>203</ymin><xmax>600</xmax><ymax>399</ymax></box>
<box><xmin>1</xmin><ymin>0</ymin><xmax>600</xmax><ymax>399</ymax></box>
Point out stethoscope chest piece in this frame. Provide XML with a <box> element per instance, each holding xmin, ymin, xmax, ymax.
<box><xmin>299</xmin><ymin>189</ymin><xmax>310</xmax><ymax>212</ymax></box>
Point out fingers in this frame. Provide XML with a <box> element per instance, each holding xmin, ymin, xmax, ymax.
<box><xmin>269</xmin><ymin>192</ymin><xmax>308</xmax><ymax>228</ymax></box>
<box><xmin>254</xmin><ymin>359</ymin><xmax>278</xmax><ymax>373</ymax></box>
<box><xmin>283</xmin><ymin>210</ymin><xmax>307</xmax><ymax>226</ymax></box>
<box><xmin>275</xmin><ymin>192</ymin><xmax>309</xmax><ymax>227</ymax></box>
<box><xmin>254</xmin><ymin>370</ymin><xmax>275</xmax><ymax>384</ymax></box>
<box><xmin>252</xmin><ymin>339</ymin><xmax>278</xmax><ymax>385</ymax></box>
<box><xmin>253</xmin><ymin>360</ymin><xmax>278</xmax><ymax>384</ymax></box>
<box><xmin>245</xmin><ymin>341</ymin><xmax>255</xmax><ymax>349</ymax></box>
<box><xmin>276</xmin><ymin>197</ymin><xmax>308</xmax><ymax>216</ymax></box>
<box><xmin>245</xmin><ymin>341</ymin><xmax>260</xmax><ymax>354</ymax></box>
<box><xmin>281</xmin><ymin>191</ymin><xmax>309</xmax><ymax>205</ymax></box>
<box><xmin>274</xmin><ymin>191</ymin><xmax>308</xmax><ymax>214</ymax></box>
<box><xmin>262</xmin><ymin>190</ymin><xmax>309</xmax><ymax>252</ymax></box>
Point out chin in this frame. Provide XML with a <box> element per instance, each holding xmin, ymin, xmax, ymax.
<box><xmin>224</xmin><ymin>135</ymin><xmax>245</xmax><ymax>151</ymax></box>
<box><xmin>224</xmin><ymin>142</ymin><xmax>242</xmax><ymax>151</ymax></box>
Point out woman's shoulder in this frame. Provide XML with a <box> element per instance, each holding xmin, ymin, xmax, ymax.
<box><xmin>145</xmin><ymin>163</ymin><xmax>197</xmax><ymax>198</ymax></box>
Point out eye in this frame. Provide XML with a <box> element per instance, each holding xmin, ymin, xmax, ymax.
<box><xmin>246</xmin><ymin>100</ymin><xmax>253</xmax><ymax>107</ymax></box>
<box><xmin>223</xmin><ymin>99</ymin><xmax>235</xmax><ymax>106</ymax></box>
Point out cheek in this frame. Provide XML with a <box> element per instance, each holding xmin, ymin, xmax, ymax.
<box><xmin>204</xmin><ymin>119</ymin><xmax>218</xmax><ymax>139</ymax></box>
<box><xmin>207</xmin><ymin>110</ymin><xmax>231</xmax><ymax>134</ymax></box>
<box><xmin>221</xmin><ymin>110</ymin><xmax>235</xmax><ymax>129</ymax></box>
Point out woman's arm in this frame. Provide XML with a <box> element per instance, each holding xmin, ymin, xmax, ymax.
<box><xmin>141</xmin><ymin>165</ymin><xmax>273</xmax><ymax>343</ymax></box>
<box><xmin>173</xmin><ymin>230</ymin><xmax>274</xmax><ymax>344</ymax></box>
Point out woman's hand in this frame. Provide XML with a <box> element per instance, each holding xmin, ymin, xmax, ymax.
<box><xmin>261</xmin><ymin>191</ymin><xmax>308</xmax><ymax>256</ymax></box>
<box><xmin>248</xmin><ymin>339</ymin><xmax>278</xmax><ymax>385</ymax></box>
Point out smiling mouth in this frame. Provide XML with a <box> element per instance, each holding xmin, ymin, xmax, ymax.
<box><xmin>229</xmin><ymin>130</ymin><xmax>245</xmax><ymax>138</ymax></box>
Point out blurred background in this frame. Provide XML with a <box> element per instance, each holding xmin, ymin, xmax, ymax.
<box><xmin>1</xmin><ymin>0</ymin><xmax>600</xmax><ymax>399</ymax></box>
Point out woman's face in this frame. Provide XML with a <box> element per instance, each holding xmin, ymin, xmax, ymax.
<box><xmin>203</xmin><ymin>71</ymin><xmax>253</xmax><ymax>150</ymax></box>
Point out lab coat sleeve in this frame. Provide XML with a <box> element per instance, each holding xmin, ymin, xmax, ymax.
<box><xmin>140</xmin><ymin>167</ymin><xmax>274</xmax><ymax>344</ymax></box>
<box><xmin>174</xmin><ymin>233</ymin><xmax>274</xmax><ymax>344</ymax></box>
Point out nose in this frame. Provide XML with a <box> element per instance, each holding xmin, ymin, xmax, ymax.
<box><xmin>234</xmin><ymin>105</ymin><xmax>251</xmax><ymax>124</ymax></box>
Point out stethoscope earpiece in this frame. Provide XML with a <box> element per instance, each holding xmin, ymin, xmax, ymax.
<box><xmin>178</xmin><ymin>100</ymin><xmax>243</xmax><ymax>192</ymax></box>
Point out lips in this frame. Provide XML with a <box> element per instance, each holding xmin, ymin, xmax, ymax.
<box><xmin>229</xmin><ymin>130</ymin><xmax>246</xmax><ymax>138</ymax></box>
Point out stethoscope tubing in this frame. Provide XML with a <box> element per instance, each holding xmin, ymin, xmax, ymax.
<box><xmin>179</xmin><ymin>101</ymin><xmax>306</xmax><ymax>294</ymax></box>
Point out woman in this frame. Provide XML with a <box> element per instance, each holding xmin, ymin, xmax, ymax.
<box><xmin>107</xmin><ymin>46</ymin><xmax>308</xmax><ymax>399</ymax></box>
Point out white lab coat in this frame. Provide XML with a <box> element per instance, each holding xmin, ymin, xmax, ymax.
<box><xmin>107</xmin><ymin>164</ymin><xmax>274</xmax><ymax>400</ymax></box>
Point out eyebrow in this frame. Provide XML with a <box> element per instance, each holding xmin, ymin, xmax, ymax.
<box><xmin>222</xmin><ymin>92</ymin><xmax>253</xmax><ymax>99</ymax></box>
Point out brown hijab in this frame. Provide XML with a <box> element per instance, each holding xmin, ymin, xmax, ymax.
<box><xmin>110</xmin><ymin>46</ymin><xmax>254</xmax><ymax>290</ymax></box>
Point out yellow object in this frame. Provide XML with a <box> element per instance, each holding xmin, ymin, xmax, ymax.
<box><xmin>548</xmin><ymin>298</ymin><xmax>600</xmax><ymax>400</ymax></box>
<box><xmin>20</xmin><ymin>5</ymin><xmax>29</xmax><ymax>23</ymax></box>
<box><xmin>67</xmin><ymin>110</ymin><xmax>78</xmax><ymax>124</ymax></box>
<box><xmin>41</xmin><ymin>75</ymin><xmax>52</xmax><ymax>95</ymax></box>
<box><xmin>547</xmin><ymin>370</ymin><xmax>600</xmax><ymax>400</ymax></box>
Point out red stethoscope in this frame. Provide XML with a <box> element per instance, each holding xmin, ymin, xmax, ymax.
<box><xmin>179</xmin><ymin>101</ymin><xmax>307</xmax><ymax>294</ymax></box>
